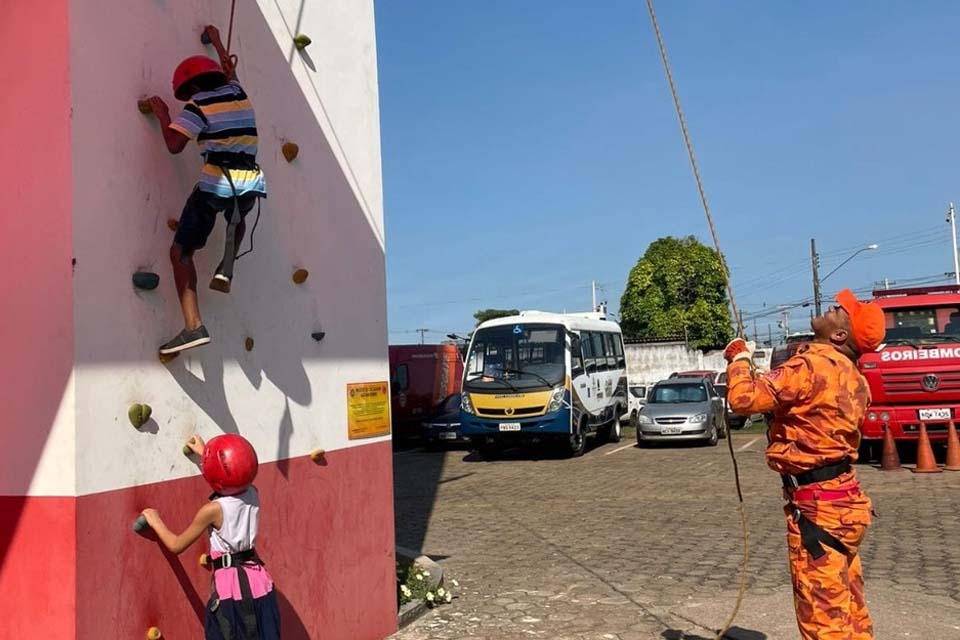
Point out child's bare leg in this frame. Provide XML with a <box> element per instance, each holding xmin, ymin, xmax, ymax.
<box><xmin>170</xmin><ymin>245</ymin><xmax>203</xmax><ymax>330</ymax></box>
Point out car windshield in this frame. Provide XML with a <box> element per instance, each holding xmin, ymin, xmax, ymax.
<box><xmin>884</xmin><ymin>305</ymin><xmax>960</xmax><ymax>344</ymax></box>
<box><xmin>629</xmin><ymin>386</ymin><xmax>646</xmax><ymax>398</ymax></box>
<box><xmin>649</xmin><ymin>384</ymin><xmax>707</xmax><ymax>403</ymax></box>
<box><xmin>464</xmin><ymin>323</ymin><xmax>565</xmax><ymax>391</ymax></box>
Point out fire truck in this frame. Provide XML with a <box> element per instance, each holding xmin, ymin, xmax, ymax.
<box><xmin>859</xmin><ymin>284</ymin><xmax>960</xmax><ymax>455</ymax></box>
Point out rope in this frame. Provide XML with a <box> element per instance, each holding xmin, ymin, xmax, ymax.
<box><xmin>226</xmin><ymin>0</ymin><xmax>237</xmax><ymax>53</ymax></box>
<box><xmin>643</xmin><ymin>2</ymin><xmax>749</xmax><ymax>638</ymax></box>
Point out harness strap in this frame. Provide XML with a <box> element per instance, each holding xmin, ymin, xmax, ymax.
<box><xmin>204</xmin><ymin>152</ymin><xmax>263</xmax><ymax>272</ymax></box>
<box><xmin>793</xmin><ymin>508</ymin><xmax>849</xmax><ymax>560</ymax></box>
<box><xmin>234</xmin><ymin>559</ymin><xmax>260</xmax><ymax>640</ymax></box>
<box><xmin>209</xmin><ymin>548</ymin><xmax>262</xmax><ymax>640</ymax></box>
<box><xmin>781</xmin><ymin>458</ymin><xmax>851</xmax><ymax>490</ymax></box>
<box><xmin>209</xmin><ymin>548</ymin><xmax>259</xmax><ymax>570</ymax></box>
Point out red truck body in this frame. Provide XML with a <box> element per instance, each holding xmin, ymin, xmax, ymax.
<box><xmin>859</xmin><ymin>284</ymin><xmax>960</xmax><ymax>442</ymax></box>
<box><xmin>389</xmin><ymin>344</ymin><xmax>464</xmax><ymax>439</ymax></box>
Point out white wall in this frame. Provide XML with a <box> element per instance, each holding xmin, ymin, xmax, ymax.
<box><xmin>69</xmin><ymin>0</ymin><xmax>387</xmax><ymax>495</ymax></box>
<box><xmin>626</xmin><ymin>341</ymin><xmax>771</xmax><ymax>385</ymax></box>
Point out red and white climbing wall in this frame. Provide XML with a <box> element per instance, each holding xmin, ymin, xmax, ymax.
<box><xmin>0</xmin><ymin>1</ymin><xmax>395</xmax><ymax>638</ymax></box>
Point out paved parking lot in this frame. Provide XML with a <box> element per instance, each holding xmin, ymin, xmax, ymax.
<box><xmin>391</xmin><ymin>433</ymin><xmax>960</xmax><ymax>640</ymax></box>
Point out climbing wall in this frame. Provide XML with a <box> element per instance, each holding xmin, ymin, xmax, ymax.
<box><xmin>0</xmin><ymin>1</ymin><xmax>395</xmax><ymax>639</ymax></box>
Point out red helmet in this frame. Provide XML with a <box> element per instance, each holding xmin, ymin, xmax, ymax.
<box><xmin>172</xmin><ymin>55</ymin><xmax>226</xmax><ymax>100</ymax></box>
<box><xmin>201</xmin><ymin>434</ymin><xmax>259</xmax><ymax>495</ymax></box>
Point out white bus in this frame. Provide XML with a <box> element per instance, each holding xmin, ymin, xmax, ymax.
<box><xmin>460</xmin><ymin>310</ymin><xmax>628</xmax><ymax>458</ymax></box>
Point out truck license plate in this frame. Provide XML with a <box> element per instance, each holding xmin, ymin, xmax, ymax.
<box><xmin>918</xmin><ymin>408</ymin><xmax>951</xmax><ymax>421</ymax></box>
<box><xmin>499</xmin><ymin>423</ymin><xmax>521</xmax><ymax>431</ymax></box>
<box><xmin>660</xmin><ymin>426</ymin><xmax>683</xmax><ymax>435</ymax></box>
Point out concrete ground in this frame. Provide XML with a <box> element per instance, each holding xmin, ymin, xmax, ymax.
<box><xmin>390</xmin><ymin>431</ymin><xmax>960</xmax><ymax>639</ymax></box>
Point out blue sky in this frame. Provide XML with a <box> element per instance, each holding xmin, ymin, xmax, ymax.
<box><xmin>375</xmin><ymin>1</ymin><xmax>960</xmax><ymax>343</ymax></box>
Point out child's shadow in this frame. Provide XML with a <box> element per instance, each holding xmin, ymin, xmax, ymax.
<box><xmin>276</xmin><ymin>589</ymin><xmax>310</xmax><ymax>639</ymax></box>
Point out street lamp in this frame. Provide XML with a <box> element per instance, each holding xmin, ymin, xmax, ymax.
<box><xmin>811</xmin><ymin>242</ymin><xmax>878</xmax><ymax>316</ymax></box>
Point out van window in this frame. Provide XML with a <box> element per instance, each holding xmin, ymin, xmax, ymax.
<box><xmin>581</xmin><ymin>332</ymin><xmax>596</xmax><ymax>373</ymax></box>
<box><xmin>613</xmin><ymin>334</ymin><xmax>626</xmax><ymax>368</ymax></box>
<box><xmin>570</xmin><ymin>334</ymin><xmax>584</xmax><ymax>376</ymax></box>
<box><xmin>591</xmin><ymin>332</ymin><xmax>607</xmax><ymax>372</ymax></box>
<box><xmin>603</xmin><ymin>333</ymin><xmax>618</xmax><ymax>369</ymax></box>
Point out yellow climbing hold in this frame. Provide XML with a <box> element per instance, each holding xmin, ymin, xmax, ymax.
<box><xmin>167</xmin><ymin>218</ymin><xmax>179</xmax><ymax>231</ymax></box>
<box><xmin>128</xmin><ymin>404</ymin><xmax>152</xmax><ymax>429</ymax></box>
<box><xmin>137</xmin><ymin>99</ymin><xmax>153</xmax><ymax>114</ymax></box>
<box><xmin>293</xmin><ymin>34</ymin><xmax>312</xmax><ymax>50</ymax></box>
<box><xmin>146</xmin><ymin>627</ymin><xmax>162</xmax><ymax>640</ymax></box>
<box><xmin>199</xmin><ymin>553</ymin><xmax>210</xmax><ymax>568</ymax></box>
<box><xmin>281</xmin><ymin>142</ymin><xmax>299</xmax><ymax>162</ymax></box>
<box><xmin>292</xmin><ymin>268</ymin><xmax>309</xmax><ymax>284</ymax></box>
<box><xmin>309</xmin><ymin>449</ymin><xmax>326</xmax><ymax>464</ymax></box>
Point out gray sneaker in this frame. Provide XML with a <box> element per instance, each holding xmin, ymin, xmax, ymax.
<box><xmin>159</xmin><ymin>325</ymin><xmax>211</xmax><ymax>355</ymax></box>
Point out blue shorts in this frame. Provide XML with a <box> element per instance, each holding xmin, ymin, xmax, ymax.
<box><xmin>174</xmin><ymin>188</ymin><xmax>258</xmax><ymax>253</ymax></box>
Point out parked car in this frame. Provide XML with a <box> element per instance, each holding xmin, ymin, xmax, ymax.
<box><xmin>670</xmin><ymin>370</ymin><xmax>723</xmax><ymax>384</ymax></box>
<box><xmin>636</xmin><ymin>378</ymin><xmax>727</xmax><ymax>446</ymax></box>
<box><xmin>770</xmin><ymin>332</ymin><xmax>814</xmax><ymax>370</ymax></box>
<box><xmin>713</xmin><ymin>383</ymin><xmax>747</xmax><ymax>429</ymax></box>
<box><xmin>621</xmin><ymin>384</ymin><xmax>649</xmax><ymax>425</ymax></box>
<box><xmin>421</xmin><ymin>393</ymin><xmax>466</xmax><ymax>449</ymax></box>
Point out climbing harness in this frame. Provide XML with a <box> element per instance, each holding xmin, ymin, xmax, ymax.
<box><xmin>209</xmin><ymin>547</ymin><xmax>263</xmax><ymax>640</ymax></box>
<box><xmin>204</xmin><ymin>152</ymin><xmax>263</xmax><ymax>282</ymax></box>
<box><xmin>782</xmin><ymin>459</ymin><xmax>856</xmax><ymax>560</ymax></box>
<box><xmin>643</xmin><ymin>1</ymin><xmax>749</xmax><ymax>637</ymax></box>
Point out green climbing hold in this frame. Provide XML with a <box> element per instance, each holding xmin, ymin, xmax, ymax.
<box><xmin>183</xmin><ymin>444</ymin><xmax>193</xmax><ymax>457</ymax></box>
<box><xmin>128</xmin><ymin>403</ymin><xmax>152</xmax><ymax>429</ymax></box>
<box><xmin>293</xmin><ymin>34</ymin><xmax>312</xmax><ymax>50</ymax></box>
<box><xmin>132</xmin><ymin>272</ymin><xmax>160</xmax><ymax>290</ymax></box>
<box><xmin>132</xmin><ymin>514</ymin><xmax>148</xmax><ymax>533</ymax></box>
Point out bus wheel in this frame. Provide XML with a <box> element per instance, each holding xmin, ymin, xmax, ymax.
<box><xmin>567</xmin><ymin>421</ymin><xmax>587</xmax><ymax>457</ymax></box>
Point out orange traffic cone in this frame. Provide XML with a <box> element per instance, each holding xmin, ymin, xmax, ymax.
<box><xmin>912</xmin><ymin>422</ymin><xmax>942</xmax><ymax>473</ymax></box>
<box><xmin>880</xmin><ymin>424</ymin><xmax>903</xmax><ymax>471</ymax></box>
<box><xmin>945</xmin><ymin>421</ymin><xmax>960</xmax><ymax>472</ymax></box>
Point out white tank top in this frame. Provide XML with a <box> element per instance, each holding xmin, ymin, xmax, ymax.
<box><xmin>209</xmin><ymin>486</ymin><xmax>259</xmax><ymax>554</ymax></box>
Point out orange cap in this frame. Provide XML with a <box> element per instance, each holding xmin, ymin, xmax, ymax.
<box><xmin>836</xmin><ymin>289</ymin><xmax>886</xmax><ymax>353</ymax></box>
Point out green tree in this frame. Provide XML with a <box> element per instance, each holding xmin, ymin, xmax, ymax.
<box><xmin>619</xmin><ymin>236</ymin><xmax>733</xmax><ymax>349</ymax></box>
<box><xmin>473</xmin><ymin>308</ymin><xmax>520</xmax><ymax>326</ymax></box>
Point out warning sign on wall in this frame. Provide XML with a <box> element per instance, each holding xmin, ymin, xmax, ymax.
<box><xmin>347</xmin><ymin>381</ymin><xmax>391</xmax><ymax>439</ymax></box>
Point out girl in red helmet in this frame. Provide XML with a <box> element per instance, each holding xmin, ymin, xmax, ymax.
<box><xmin>140</xmin><ymin>434</ymin><xmax>280</xmax><ymax>640</ymax></box>
<box><xmin>143</xmin><ymin>25</ymin><xmax>267</xmax><ymax>358</ymax></box>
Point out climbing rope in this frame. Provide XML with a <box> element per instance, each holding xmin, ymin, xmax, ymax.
<box><xmin>643</xmin><ymin>1</ymin><xmax>749</xmax><ymax>638</ymax></box>
<box><xmin>226</xmin><ymin>0</ymin><xmax>237</xmax><ymax>53</ymax></box>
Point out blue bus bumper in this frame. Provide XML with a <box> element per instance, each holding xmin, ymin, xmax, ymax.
<box><xmin>460</xmin><ymin>407</ymin><xmax>571</xmax><ymax>442</ymax></box>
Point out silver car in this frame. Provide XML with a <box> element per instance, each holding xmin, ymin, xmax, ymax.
<box><xmin>635</xmin><ymin>378</ymin><xmax>726</xmax><ymax>446</ymax></box>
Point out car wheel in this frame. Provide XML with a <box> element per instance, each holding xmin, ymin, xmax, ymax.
<box><xmin>718</xmin><ymin>415</ymin><xmax>728</xmax><ymax>440</ymax></box>
<box><xmin>630</xmin><ymin>410</ymin><xmax>638</xmax><ymax>429</ymax></box>
<box><xmin>706</xmin><ymin>424</ymin><xmax>719</xmax><ymax>447</ymax></box>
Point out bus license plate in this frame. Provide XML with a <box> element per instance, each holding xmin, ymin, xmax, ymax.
<box><xmin>918</xmin><ymin>408</ymin><xmax>951</xmax><ymax>421</ymax></box>
<box><xmin>499</xmin><ymin>423</ymin><xmax>521</xmax><ymax>431</ymax></box>
<box><xmin>660</xmin><ymin>426</ymin><xmax>683</xmax><ymax>435</ymax></box>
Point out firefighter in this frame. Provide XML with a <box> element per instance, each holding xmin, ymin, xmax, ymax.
<box><xmin>725</xmin><ymin>289</ymin><xmax>885</xmax><ymax>640</ymax></box>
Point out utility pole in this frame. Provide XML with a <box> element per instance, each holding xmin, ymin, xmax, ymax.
<box><xmin>767</xmin><ymin>324</ymin><xmax>773</xmax><ymax>347</ymax></box>
<box><xmin>779</xmin><ymin>309</ymin><xmax>790</xmax><ymax>342</ymax></box>
<box><xmin>416</xmin><ymin>328</ymin><xmax>428</xmax><ymax>345</ymax></box>
<box><xmin>811</xmin><ymin>238</ymin><xmax>822</xmax><ymax>316</ymax></box>
<box><xmin>948</xmin><ymin>203</ymin><xmax>960</xmax><ymax>286</ymax></box>
<box><xmin>753</xmin><ymin>318</ymin><xmax>759</xmax><ymax>343</ymax></box>
<box><xmin>591</xmin><ymin>280</ymin><xmax>597</xmax><ymax>312</ymax></box>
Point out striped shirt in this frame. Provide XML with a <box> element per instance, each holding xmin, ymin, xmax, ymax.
<box><xmin>169</xmin><ymin>81</ymin><xmax>267</xmax><ymax>199</ymax></box>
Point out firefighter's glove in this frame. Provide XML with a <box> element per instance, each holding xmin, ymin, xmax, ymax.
<box><xmin>724</xmin><ymin>338</ymin><xmax>755</xmax><ymax>364</ymax></box>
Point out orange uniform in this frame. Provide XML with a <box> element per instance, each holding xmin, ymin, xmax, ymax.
<box><xmin>728</xmin><ymin>343</ymin><xmax>874</xmax><ymax>640</ymax></box>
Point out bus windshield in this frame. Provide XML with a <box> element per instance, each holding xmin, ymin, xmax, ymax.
<box><xmin>465</xmin><ymin>323</ymin><xmax>566</xmax><ymax>391</ymax></box>
<box><xmin>884</xmin><ymin>305</ymin><xmax>960</xmax><ymax>344</ymax></box>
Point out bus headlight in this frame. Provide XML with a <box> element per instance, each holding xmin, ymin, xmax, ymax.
<box><xmin>547</xmin><ymin>387</ymin><xmax>566</xmax><ymax>413</ymax></box>
<box><xmin>461</xmin><ymin>393</ymin><xmax>475</xmax><ymax>415</ymax></box>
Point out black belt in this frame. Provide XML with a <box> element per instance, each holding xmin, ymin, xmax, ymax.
<box><xmin>781</xmin><ymin>458</ymin><xmax>851</xmax><ymax>490</ymax></box>
<box><xmin>204</xmin><ymin>151</ymin><xmax>260</xmax><ymax>171</ymax></box>
<box><xmin>210</xmin><ymin>548</ymin><xmax>261</xmax><ymax>571</ymax></box>
<box><xmin>781</xmin><ymin>459</ymin><xmax>854</xmax><ymax>560</ymax></box>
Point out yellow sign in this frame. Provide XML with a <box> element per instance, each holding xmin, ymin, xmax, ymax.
<box><xmin>347</xmin><ymin>381</ymin><xmax>391</xmax><ymax>440</ymax></box>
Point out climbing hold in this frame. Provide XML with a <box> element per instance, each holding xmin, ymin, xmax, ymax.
<box><xmin>311</xmin><ymin>331</ymin><xmax>326</xmax><ymax>342</ymax></box>
<box><xmin>309</xmin><ymin>448</ymin><xmax>325</xmax><ymax>464</ymax></box>
<box><xmin>133</xmin><ymin>515</ymin><xmax>148</xmax><ymax>533</ymax></box>
<box><xmin>245</xmin><ymin>337</ymin><xmax>255</xmax><ymax>352</ymax></box>
<box><xmin>281</xmin><ymin>142</ymin><xmax>299</xmax><ymax>162</ymax></box>
<box><xmin>293</xmin><ymin>34</ymin><xmax>312</xmax><ymax>50</ymax></box>
<box><xmin>292</xmin><ymin>268</ymin><xmax>309</xmax><ymax>284</ymax></box>
<box><xmin>137</xmin><ymin>99</ymin><xmax>153</xmax><ymax>114</ymax></box>
<box><xmin>199</xmin><ymin>553</ymin><xmax>210</xmax><ymax>568</ymax></box>
<box><xmin>167</xmin><ymin>218</ymin><xmax>179</xmax><ymax>231</ymax></box>
<box><xmin>146</xmin><ymin>627</ymin><xmax>163</xmax><ymax>640</ymax></box>
<box><xmin>159</xmin><ymin>351</ymin><xmax>179</xmax><ymax>364</ymax></box>
<box><xmin>183</xmin><ymin>444</ymin><xmax>193</xmax><ymax>457</ymax></box>
<box><xmin>132</xmin><ymin>271</ymin><xmax>160</xmax><ymax>291</ymax></box>
<box><xmin>200</xmin><ymin>30</ymin><xmax>212</xmax><ymax>45</ymax></box>
<box><xmin>128</xmin><ymin>404</ymin><xmax>153</xmax><ymax>429</ymax></box>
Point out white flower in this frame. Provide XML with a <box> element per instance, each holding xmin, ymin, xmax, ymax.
<box><xmin>437</xmin><ymin>587</ymin><xmax>445</xmax><ymax>597</ymax></box>
<box><xmin>415</xmin><ymin>573</ymin><xmax>424</xmax><ymax>581</ymax></box>
<box><xmin>426</xmin><ymin>592</ymin><xmax>435</xmax><ymax>602</ymax></box>
<box><xmin>400</xmin><ymin>585</ymin><xmax>411</xmax><ymax>596</ymax></box>
<box><xmin>445</xmin><ymin>592</ymin><xmax>453</xmax><ymax>603</ymax></box>
<box><xmin>451</xmin><ymin>579</ymin><xmax>459</xmax><ymax>587</ymax></box>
